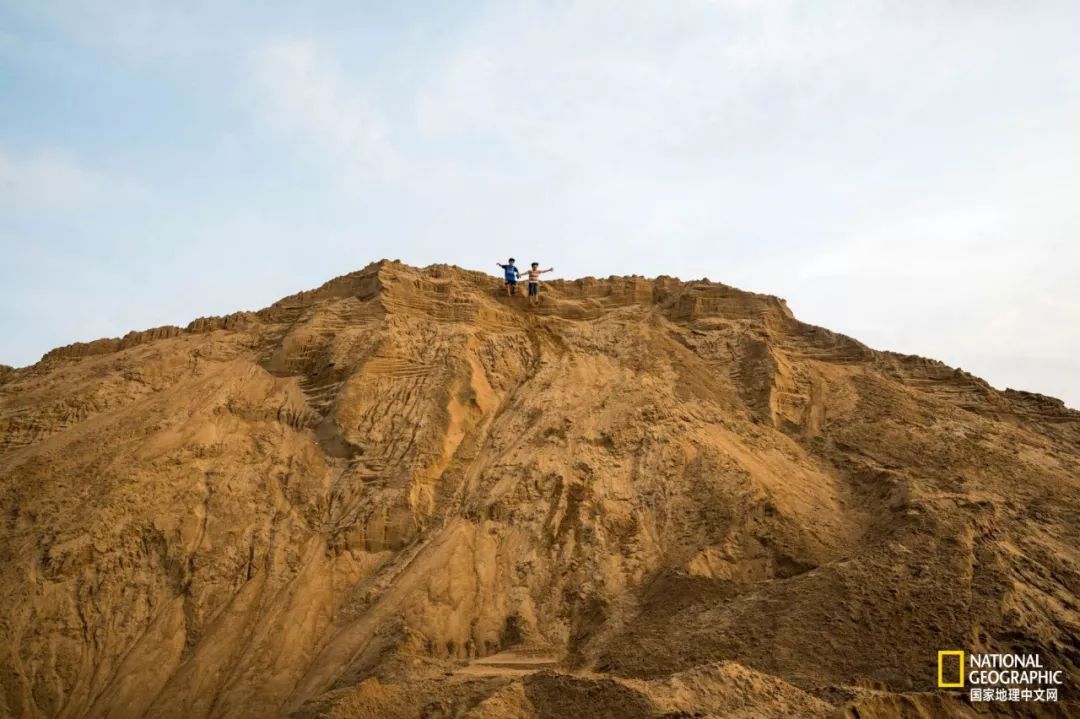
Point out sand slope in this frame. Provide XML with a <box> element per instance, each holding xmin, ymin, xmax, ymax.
<box><xmin>1</xmin><ymin>261</ymin><xmax>1077</xmax><ymax>718</ymax></box>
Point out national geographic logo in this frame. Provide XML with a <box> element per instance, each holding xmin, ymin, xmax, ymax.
<box><xmin>938</xmin><ymin>650</ymin><xmax>1064</xmax><ymax>704</ymax></box>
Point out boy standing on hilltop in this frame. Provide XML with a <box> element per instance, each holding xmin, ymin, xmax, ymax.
<box><xmin>496</xmin><ymin>258</ymin><xmax>520</xmax><ymax>296</ymax></box>
<box><xmin>524</xmin><ymin>262</ymin><xmax>554</xmax><ymax>305</ymax></box>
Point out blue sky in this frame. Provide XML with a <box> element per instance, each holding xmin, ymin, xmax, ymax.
<box><xmin>1</xmin><ymin>1</ymin><xmax>1078</xmax><ymax>408</ymax></box>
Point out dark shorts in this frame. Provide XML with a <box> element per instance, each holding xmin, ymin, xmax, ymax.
<box><xmin>505</xmin><ymin>278</ymin><xmax>517</xmax><ymax>285</ymax></box>
<box><xmin>528</xmin><ymin>282</ymin><xmax>538</xmax><ymax>296</ymax></box>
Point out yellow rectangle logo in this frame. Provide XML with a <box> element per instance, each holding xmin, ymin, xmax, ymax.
<box><xmin>938</xmin><ymin>650</ymin><xmax>965</xmax><ymax>687</ymax></box>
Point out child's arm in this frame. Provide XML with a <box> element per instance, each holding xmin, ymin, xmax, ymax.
<box><xmin>541</xmin><ymin>268</ymin><xmax>554</xmax><ymax>274</ymax></box>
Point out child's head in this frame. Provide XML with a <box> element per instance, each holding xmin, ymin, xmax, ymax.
<box><xmin>531</xmin><ymin>262</ymin><xmax>539</xmax><ymax>268</ymax></box>
<box><xmin>508</xmin><ymin>258</ymin><xmax>515</xmax><ymax>264</ymax></box>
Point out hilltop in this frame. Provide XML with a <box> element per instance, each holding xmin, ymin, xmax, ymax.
<box><xmin>1</xmin><ymin>261</ymin><xmax>1078</xmax><ymax>718</ymax></box>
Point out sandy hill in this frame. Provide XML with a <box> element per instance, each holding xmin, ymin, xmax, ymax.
<box><xmin>1</xmin><ymin>260</ymin><xmax>1077</xmax><ymax>719</ymax></box>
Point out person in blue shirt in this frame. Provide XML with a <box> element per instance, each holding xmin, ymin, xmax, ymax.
<box><xmin>496</xmin><ymin>258</ymin><xmax>520</xmax><ymax>296</ymax></box>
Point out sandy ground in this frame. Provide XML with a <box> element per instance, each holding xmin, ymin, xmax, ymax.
<box><xmin>1</xmin><ymin>260</ymin><xmax>1078</xmax><ymax>718</ymax></box>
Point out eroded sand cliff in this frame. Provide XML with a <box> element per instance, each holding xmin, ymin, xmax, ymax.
<box><xmin>2</xmin><ymin>261</ymin><xmax>1077</xmax><ymax>718</ymax></box>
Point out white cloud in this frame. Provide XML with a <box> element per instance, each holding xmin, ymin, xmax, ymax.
<box><xmin>0</xmin><ymin>147</ymin><xmax>146</xmax><ymax>212</ymax></box>
<box><xmin>251</xmin><ymin>39</ymin><xmax>397</xmax><ymax>184</ymax></box>
<box><xmin>411</xmin><ymin>3</ymin><xmax>916</xmax><ymax>171</ymax></box>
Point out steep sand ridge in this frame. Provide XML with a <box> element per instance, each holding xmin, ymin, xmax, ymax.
<box><xmin>1</xmin><ymin>260</ymin><xmax>1078</xmax><ymax>718</ymax></box>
